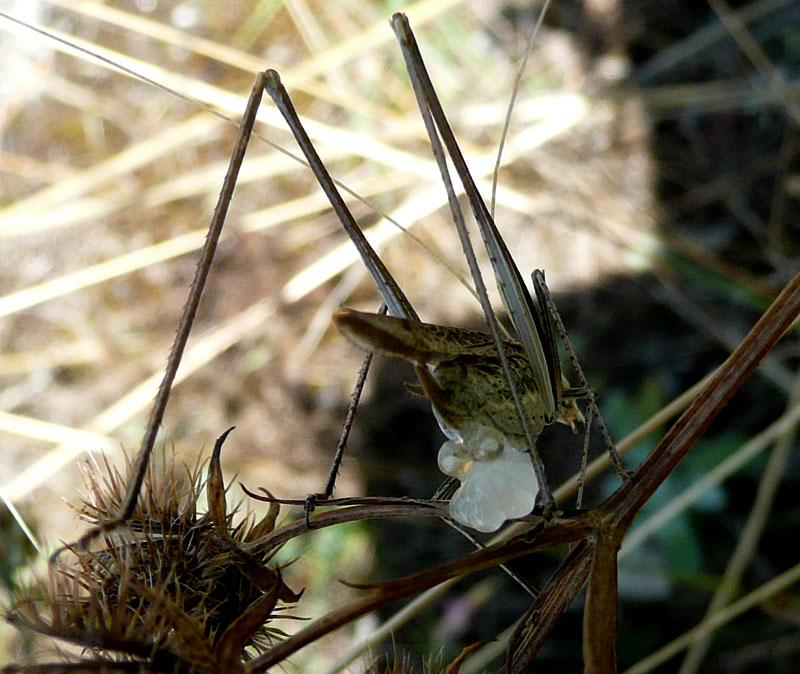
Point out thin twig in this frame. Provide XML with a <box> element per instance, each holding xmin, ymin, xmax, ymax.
<box><xmin>676</xmin><ymin>363</ymin><xmax>800</xmax><ymax>674</ymax></box>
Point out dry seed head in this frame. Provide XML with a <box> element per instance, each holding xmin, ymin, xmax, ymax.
<box><xmin>5</xmin><ymin>437</ymin><xmax>299</xmax><ymax>673</ymax></box>
<box><xmin>363</xmin><ymin>649</ymin><xmax>451</xmax><ymax>674</ymax></box>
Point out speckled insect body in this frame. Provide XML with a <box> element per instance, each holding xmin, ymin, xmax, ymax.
<box><xmin>334</xmin><ymin>308</ymin><xmax>582</xmax><ymax>446</ymax></box>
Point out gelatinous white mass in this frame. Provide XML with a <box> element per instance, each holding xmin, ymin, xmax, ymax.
<box><xmin>437</xmin><ymin>422</ymin><xmax>538</xmax><ymax>533</ymax></box>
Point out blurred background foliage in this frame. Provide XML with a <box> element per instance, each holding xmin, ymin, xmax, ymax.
<box><xmin>1</xmin><ymin>0</ymin><xmax>800</xmax><ymax>672</ymax></box>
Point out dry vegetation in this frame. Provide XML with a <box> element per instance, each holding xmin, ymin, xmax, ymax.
<box><xmin>1</xmin><ymin>0</ymin><xmax>799</xmax><ymax>672</ymax></box>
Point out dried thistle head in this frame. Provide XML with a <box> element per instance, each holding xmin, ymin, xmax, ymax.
<box><xmin>362</xmin><ymin>647</ymin><xmax>482</xmax><ymax>674</ymax></box>
<box><xmin>362</xmin><ymin>641</ymin><xmax>491</xmax><ymax>674</ymax></box>
<box><xmin>4</xmin><ymin>429</ymin><xmax>299</xmax><ymax>673</ymax></box>
<box><xmin>362</xmin><ymin>651</ymin><xmax>441</xmax><ymax>674</ymax></box>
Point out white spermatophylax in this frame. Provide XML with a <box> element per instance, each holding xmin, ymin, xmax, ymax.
<box><xmin>436</xmin><ymin>417</ymin><xmax>538</xmax><ymax>533</ymax></box>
